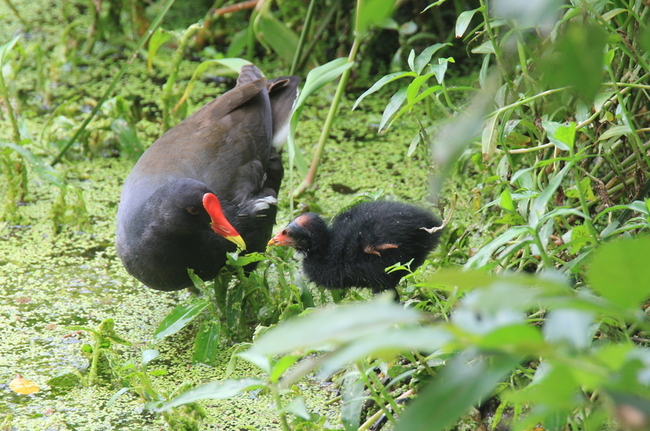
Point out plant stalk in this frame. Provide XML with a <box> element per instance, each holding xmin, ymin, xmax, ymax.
<box><xmin>293</xmin><ymin>37</ymin><xmax>361</xmax><ymax>198</ymax></box>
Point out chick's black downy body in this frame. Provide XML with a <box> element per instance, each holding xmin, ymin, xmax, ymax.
<box><xmin>269</xmin><ymin>201</ymin><xmax>443</xmax><ymax>294</ymax></box>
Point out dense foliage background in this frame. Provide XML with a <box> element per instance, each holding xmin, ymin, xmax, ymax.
<box><xmin>1</xmin><ymin>0</ymin><xmax>649</xmax><ymax>430</ymax></box>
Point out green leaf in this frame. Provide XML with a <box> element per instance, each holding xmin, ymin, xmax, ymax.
<box><xmin>506</xmin><ymin>361</ymin><xmax>579</xmax><ymax>409</ymax></box>
<box><xmin>177</xmin><ymin>58</ymin><xmax>249</xmax><ymax>113</ymax></box>
<box><xmin>500</xmin><ymin>188</ymin><xmax>515</xmax><ymax>212</ymax></box>
<box><xmin>406</xmin><ymin>73</ymin><xmax>435</xmax><ymax>104</ymax></box>
<box><xmin>430</xmin><ymin>57</ymin><xmax>452</xmax><ymax>84</ymax></box>
<box><xmin>529</xmin><ymin>162</ymin><xmax>572</xmax><ymax>228</ymax></box>
<box><xmin>255</xmin><ymin>11</ymin><xmax>300</xmax><ymax>65</ymax></box>
<box><xmin>542</xmin><ymin>121</ymin><xmax>576</xmax><ymax>150</ymax></box>
<box><xmin>142</xmin><ymin>349</ymin><xmax>160</xmax><ymax>365</ymax></box>
<box><xmin>341</xmin><ymin>372</ymin><xmax>365</xmax><ymax>431</ymax></box>
<box><xmin>157</xmin><ymin>378</ymin><xmax>266</xmax><ymax>412</ymax></box>
<box><xmin>395</xmin><ymin>351</ymin><xmax>521</xmax><ymax>431</ymax></box>
<box><xmin>288</xmin><ymin>58</ymin><xmax>353</xmax><ymax>176</ymax></box>
<box><xmin>356</xmin><ymin>0</ymin><xmax>398</xmax><ymax>37</ymax></box>
<box><xmin>0</xmin><ymin>35</ymin><xmax>20</xmax><ymax>66</ymax></box>
<box><xmin>147</xmin><ymin>28</ymin><xmax>173</xmax><ymax>73</ymax></box>
<box><xmin>588</xmin><ymin>237</ymin><xmax>650</xmax><ymax>309</ymax></box>
<box><xmin>192</xmin><ymin>320</ymin><xmax>221</xmax><ymax>365</ymax></box>
<box><xmin>542</xmin><ymin>308</ymin><xmax>594</xmax><ymax>349</ymax></box>
<box><xmin>352</xmin><ymin>71</ymin><xmax>415</xmax><ymax>110</ymax></box>
<box><xmin>246</xmin><ymin>295</ymin><xmax>422</xmax><ymax>358</ymax></box>
<box><xmin>478</xmin><ymin>324</ymin><xmax>545</xmax><ymax>354</ymax></box>
<box><xmin>281</xmin><ymin>396</ymin><xmax>311</xmax><ymax>420</ymax></box>
<box><xmin>455</xmin><ymin>9</ymin><xmax>479</xmax><ymax>38</ymax></box>
<box><xmin>269</xmin><ymin>354</ymin><xmax>302</xmax><ymax>383</ymax></box>
<box><xmin>465</xmin><ymin>226</ymin><xmax>531</xmax><ymax>269</ymax></box>
<box><xmin>379</xmin><ymin>86</ymin><xmax>407</xmax><ymax>131</ymax></box>
<box><xmin>414</xmin><ymin>43</ymin><xmax>450</xmax><ymax>74</ymax></box>
<box><xmin>153</xmin><ymin>299</ymin><xmax>209</xmax><ymax>342</ymax></box>
<box><xmin>318</xmin><ymin>326</ymin><xmax>452</xmax><ymax>378</ymax></box>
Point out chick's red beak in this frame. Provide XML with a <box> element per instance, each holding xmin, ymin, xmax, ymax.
<box><xmin>202</xmin><ymin>193</ymin><xmax>247</xmax><ymax>250</ymax></box>
<box><xmin>267</xmin><ymin>229</ymin><xmax>295</xmax><ymax>247</ymax></box>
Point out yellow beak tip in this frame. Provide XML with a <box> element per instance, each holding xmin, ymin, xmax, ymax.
<box><xmin>229</xmin><ymin>235</ymin><xmax>247</xmax><ymax>250</ymax></box>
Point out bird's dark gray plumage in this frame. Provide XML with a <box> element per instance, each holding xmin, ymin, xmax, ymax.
<box><xmin>116</xmin><ymin>65</ymin><xmax>300</xmax><ymax>291</ymax></box>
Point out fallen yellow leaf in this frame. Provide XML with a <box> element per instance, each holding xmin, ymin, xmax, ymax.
<box><xmin>9</xmin><ymin>374</ymin><xmax>40</xmax><ymax>395</ymax></box>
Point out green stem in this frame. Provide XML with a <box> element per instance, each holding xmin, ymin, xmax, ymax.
<box><xmin>356</xmin><ymin>362</ymin><xmax>397</xmax><ymax>425</ymax></box>
<box><xmin>51</xmin><ymin>0</ymin><xmax>177</xmax><ymax>166</ymax></box>
<box><xmin>570</xmin><ymin>160</ymin><xmax>599</xmax><ymax>241</ymax></box>
<box><xmin>270</xmin><ymin>384</ymin><xmax>292</xmax><ymax>431</ymax></box>
<box><xmin>290</xmin><ymin>0</ymin><xmax>316</xmax><ymax>75</ymax></box>
<box><xmin>0</xmin><ymin>58</ymin><xmax>21</xmax><ymax>145</ymax></box>
<box><xmin>293</xmin><ymin>37</ymin><xmax>361</xmax><ymax>198</ymax></box>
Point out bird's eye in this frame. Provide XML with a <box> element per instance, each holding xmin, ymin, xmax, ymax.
<box><xmin>187</xmin><ymin>206</ymin><xmax>200</xmax><ymax>215</ymax></box>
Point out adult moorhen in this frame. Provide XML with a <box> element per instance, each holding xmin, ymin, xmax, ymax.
<box><xmin>268</xmin><ymin>200</ymin><xmax>443</xmax><ymax>296</ymax></box>
<box><xmin>116</xmin><ymin>65</ymin><xmax>300</xmax><ymax>291</ymax></box>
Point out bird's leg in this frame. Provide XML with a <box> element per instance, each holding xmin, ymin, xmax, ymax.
<box><xmin>363</xmin><ymin>243</ymin><xmax>398</xmax><ymax>257</ymax></box>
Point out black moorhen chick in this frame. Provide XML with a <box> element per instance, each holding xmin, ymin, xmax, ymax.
<box><xmin>116</xmin><ymin>65</ymin><xmax>300</xmax><ymax>291</ymax></box>
<box><xmin>268</xmin><ymin>201</ymin><xmax>443</xmax><ymax>296</ymax></box>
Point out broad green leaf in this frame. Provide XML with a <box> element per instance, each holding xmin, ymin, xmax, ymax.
<box><xmin>478</xmin><ymin>324</ymin><xmax>545</xmax><ymax>354</ymax></box>
<box><xmin>282</xmin><ymin>396</ymin><xmax>311</xmax><ymax>420</ymax></box>
<box><xmin>598</xmin><ymin>124</ymin><xmax>632</xmax><ymax>141</ymax></box>
<box><xmin>543</xmin><ymin>308</ymin><xmax>594</xmax><ymax>349</ymax></box>
<box><xmin>269</xmin><ymin>354</ymin><xmax>302</xmax><ymax>383</ymax></box>
<box><xmin>341</xmin><ymin>372</ymin><xmax>365</xmax><ymax>431</ymax></box>
<box><xmin>506</xmin><ymin>361</ymin><xmax>579</xmax><ymax>408</ymax></box>
<box><xmin>352</xmin><ymin>71</ymin><xmax>416</xmax><ymax>110</ymax></box>
<box><xmin>500</xmin><ymin>188</ymin><xmax>515</xmax><ymax>212</ymax></box>
<box><xmin>414</xmin><ymin>43</ymin><xmax>450</xmax><ymax>74</ymax></box>
<box><xmin>153</xmin><ymin>298</ymin><xmax>209</xmax><ymax>342</ymax></box>
<box><xmin>246</xmin><ymin>295</ymin><xmax>422</xmax><ymax>357</ymax></box>
<box><xmin>0</xmin><ymin>35</ymin><xmax>20</xmax><ymax>65</ymax></box>
<box><xmin>225</xmin><ymin>251</ymin><xmax>265</xmax><ymax>267</ymax></box>
<box><xmin>147</xmin><ymin>28</ymin><xmax>173</xmax><ymax>73</ymax></box>
<box><xmin>430</xmin><ymin>57</ymin><xmax>453</xmax><ymax>84</ymax></box>
<box><xmin>588</xmin><ymin>237</ymin><xmax>650</xmax><ymax>309</ymax></box>
<box><xmin>192</xmin><ymin>320</ymin><xmax>221</xmax><ymax>365</ymax></box>
<box><xmin>318</xmin><ymin>326</ymin><xmax>452</xmax><ymax>377</ymax></box>
<box><xmin>356</xmin><ymin>0</ymin><xmax>398</xmax><ymax>37</ymax></box>
<box><xmin>142</xmin><ymin>349</ymin><xmax>160</xmax><ymax>365</ymax></box>
<box><xmin>157</xmin><ymin>378</ymin><xmax>266</xmax><ymax>412</ymax></box>
<box><xmin>542</xmin><ymin>121</ymin><xmax>576</xmax><ymax>150</ymax></box>
<box><xmin>406</xmin><ymin>73</ymin><xmax>435</xmax><ymax>104</ymax></box>
<box><xmin>255</xmin><ymin>12</ymin><xmax>299</xmax><ymax>65</ymax></box>
<box><xmin>455</xmin><ymin>9</ymin><xmax>479</xmax><ymax>38</ymax></box>
<box><xmin>395</xmin><ymin>351</ymin><xmax>521</xmax><ymax>431</ymax></box>
<box><xmin>471</xmin><ymin>40</ymin><xmax>495</xmax><ymax>54</ymax></box>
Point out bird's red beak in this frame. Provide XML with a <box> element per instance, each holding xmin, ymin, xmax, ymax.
<box><xmin>267</xmin><ymin>230</ymin><xmax>295</xmax><ymax>247</ymax></box>
<box><xmin>202</xmin><ymin>193</ymin><xmax>247</xmax><ymax>250</ymax></box>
